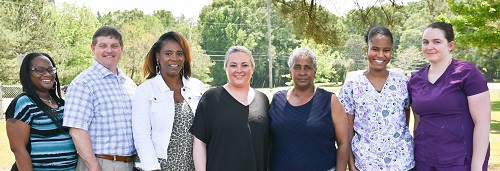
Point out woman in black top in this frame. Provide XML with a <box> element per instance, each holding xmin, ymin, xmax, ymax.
<box><xmin>190</xmin><ymin>46</ymin><xmax>270</xmax><ymax>171</ymax></box>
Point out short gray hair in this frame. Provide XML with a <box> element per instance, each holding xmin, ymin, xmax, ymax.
<box><xmin>288</xmin><ymin>47</ymin><xmax>317</xmax><ymax>69</ymax></box>
<box><xmin>224</xmin><ymin>46</ymin><xmax>255</xmax><ymax>68</ymax></box>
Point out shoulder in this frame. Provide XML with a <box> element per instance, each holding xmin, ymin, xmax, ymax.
<box><xmin>74</xmin><ymin>67</ymin><xmax>97</xmax><ymax>80</ymax></box>
<box><xmin>452</xmin><ymin>59</ymin><xmax>480</xmax><ymax>72</ymax></box>
<box><xmin>254</xmin><ymin>89</ymin><xmax>270</xmax><ymax>101</ymax></box>
<box><xmin>409</xmin><ymin>66</ymin><xmax>428</xmax><ymax>81</ymax></box>
<box><xmin>187</xmin><ymin>77</ymin><xmax>204</xmax><ymax>85</ymax></box>
<box><xmin>68</xmin><ymin>67</ymin><xmax>98</xmax><ymax>88</ymax></box>
<box><xmin>450</xmin><ymin>59</ymin><xmax>486</xmax><ymax>84</ymax></box>
<box><xmin>136</xmin><ymin>77</ymin><xmax>156</xmax><ymax>91</ymax></box>
<box><xmin>16</xmin><ymin>94</ymin><xmax>32</xmax><ymax>102</ymax></box>
<box><xmin>345</xmin><ymin>72</ymin><xmax>364</xmax><ymax>83</ymax></box>
<box><xmin>272</xmin><ymin>89</ymin><xmax>287</xmax><ymax>98</ymax></box>
<box><xmin>202</xmin><ymin>86</ymin><xmax>223</xmax><ymax>98</ymax></box>
<box><xmin>6</xmin><ymin>94</ymin><xmax>35</xmax><ymax>119</ymax></box>
<box><xmin>316</xmin><ymin>87</ymin><xmax>333</xmax><ymax>96</ymax></box>
<box><xmin>11</xmin><ymin>94</ymin><xmax>34</xmax><ymax>108</ymax></box>
<box><xmin>389</xmin><ymin>71</ymin><xmax>409</xmax><ymax>81</ymax></box>
<box><xmin>449</xmin><ymin>59</ymin><xmax>484</xmax><ymax>80</ymax></box>
<box><xmin>123</xmin><ymin>75</ymin><xmax>137</xmax><ymax>86</ymax></box>
<box><xmin>186</xmin><ymin>77</ymin><xmax>207</xmax><ymax>89</ymax></box>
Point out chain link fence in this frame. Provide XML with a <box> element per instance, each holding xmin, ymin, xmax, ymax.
<box><xmin>1</xmin><ymin>85</ymin><xmax>23</xmax><ymax>118</ymax></box>
<box><xmin>2</xmin><ymin>85</ymin><xmax>23</xmax><ymax>98</ymax></box>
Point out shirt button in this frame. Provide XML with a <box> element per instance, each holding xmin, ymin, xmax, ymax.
<box><xmin>188</xmin><ymin>97</ymin><xmax>191</xmax><ymax>100</ymax></box>
<box><xmin>183</xmin><ymin>89</ymin><xmax>185</xmax><ymax>91</ymax></box>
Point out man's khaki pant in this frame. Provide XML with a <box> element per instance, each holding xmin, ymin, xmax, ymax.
<box><xmin>76</xmin><ymin>156</ymin><xmax>134</xmax><ymax>171</ymax></box>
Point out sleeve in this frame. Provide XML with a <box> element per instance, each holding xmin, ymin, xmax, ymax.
<box><xmin>462</xmin><ymin>62</ymin><xmax>488</xmax><ymax>96</ymax></box>
<box><xmin>62</xmin><ymin>80</ymin><xmax>94</xmax><ymax>130</ymax></box>
<box><xmin>6</xmin><ymin>95</ymin><xmax>34</xmax><ymax>125</ymax></box>
<box><xmin>132</xmin><ymin>83</ymin><xmax>161</xmax><ymax>170</ymax></box>
<box><xmin>338</xmin><ymin>79</ymin><xmax>355</xmax><ymax>115</ymax></box>
<box><xmin>402</xmin><ymin>76</ymin><xmax>411</xmax><ymax>109</ymax></box>
<box><xmin>190</xmin><ymin>92</ymin><xmax>208</xmax><ymax>143</ymax></box>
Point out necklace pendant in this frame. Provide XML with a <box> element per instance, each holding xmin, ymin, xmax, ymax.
<box><xmin>40</xmin><ymin>97</ymin><xmax>53</xmax><ymax>104</ymax></box>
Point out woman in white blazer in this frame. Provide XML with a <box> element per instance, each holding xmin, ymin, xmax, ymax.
<box><xmin>132</xmin><ymin>32</ymin><xmax>206</xmax><ymax>171</ymax></box>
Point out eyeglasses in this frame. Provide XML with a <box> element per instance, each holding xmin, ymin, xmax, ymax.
<box><xmin>31</xmin><ymin>67</ymin><xmax>57</xmax><ymax>75</ymax></box>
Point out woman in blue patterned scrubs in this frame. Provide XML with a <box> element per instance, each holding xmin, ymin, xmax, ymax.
<box><xmin>5</xmin><ymin>53</ymin><xmax>77</xmax><ymax>171</ymax></box>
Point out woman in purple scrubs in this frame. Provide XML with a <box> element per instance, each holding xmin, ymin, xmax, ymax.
<box><xmin>409</xmin><ymin>22</ymin><xmax>491</xmax><ymax>171</ymax></box>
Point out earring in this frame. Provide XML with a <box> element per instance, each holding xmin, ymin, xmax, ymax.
<box><xmin>156</xmin><ymin>60</ymin><xmax>160</xmax><ymax>75</ymax></box>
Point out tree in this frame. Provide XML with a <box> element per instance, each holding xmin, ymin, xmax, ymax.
<box><xmin>393</xmin><ymin>45</ymin><xmax>426</xmax><ymax>72</ymax></box>
<box><xmin>444</xmin><ymin>0</ymin><xmax>500</xmax><ymax>81</ymax></box>
<box><xmin>299</xmin><ymin>39</ymin><xmax>343</xmax><ymax>83</ymax></box>
<box><xmin>273</xmin><ymin>0</ymin><xmax>346</xmax><ymax>46</ymax></box>
<box><xmin>120</xmin><ymin>16</ymin><xmax>164</xmax><ymax>83</ymax></box>
<box><xmin>342</xmin><ymin>35</ymin><xmax>368</xmax><ymax>72</ymax></box>
<box><xmin>52</xmin><ymin>2</ymin><xmax>100</xmax><ymax>85</ymax></box>
<box><xmin>167</xmin><ymin>16</ymin><xmax>214</xmax><ymax>84</ymax></box>
<box><xmin>398</xmin><ymin>29</ymin><xmax>422</xmax><ymax>51</ymax></box>
<box><xmin>0</xmin><ymin>0</ymin><xmax>58</xmax><ymax>84</ymax></box>
<box><xmin>153</xmin><ymin>10</ymin><xmax>175</xmax><ymax>28</ymax></box>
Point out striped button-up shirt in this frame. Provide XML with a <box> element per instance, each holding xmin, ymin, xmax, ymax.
<box><xmin>63</xmin><ymin>60</ymin><xmax>137</xmax><ymax>156</ymax></box>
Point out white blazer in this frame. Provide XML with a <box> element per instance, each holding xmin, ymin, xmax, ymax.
<box><xmin>132</xmin><ymin>75</ymin><xmax>206</xmax><ymax>170</ymax></box>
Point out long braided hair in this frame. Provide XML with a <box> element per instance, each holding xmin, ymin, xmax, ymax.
<box><xmin>19</xmin><ymin>53</ymin><xmax>65</xmax><ymax>131</ymax></box>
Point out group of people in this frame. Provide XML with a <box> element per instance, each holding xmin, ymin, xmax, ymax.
<box><xmin>5</xmin><ymin>21</ymin><xmax>490</xmax><ymax>171</ymax></box>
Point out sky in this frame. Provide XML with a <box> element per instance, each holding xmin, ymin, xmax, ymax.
<box><xmin>56</xmin><ymin>0</ymin><xmax>418</xmax><ymax>20</ymax></box>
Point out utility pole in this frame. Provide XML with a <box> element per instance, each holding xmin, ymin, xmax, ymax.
<box><xmin>266</xmin><ymin>0</ymin><xmax>273</xmax><ymax>91</ymax></box>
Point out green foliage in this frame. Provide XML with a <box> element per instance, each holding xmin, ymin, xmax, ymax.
<box><xmin>341</xmin><ymin>35</ymin><xmax>367</xmax><ymax>71</ymax></box>
<box><xmin>442</xmin><ymin>0</ymin><xmax>500</xmax><ymax>81</ymax></box>
<box><xmin>0</xmin><ymin>0</ymin><xmax>58</xmax><ymax>84</ymax></box>
<box><xmin>97</xmin><ymin>9</ymin><xmax>146</xmax><ymax>28</ymax></box>
<box><xmin>273</xmin><ymin>0</ymin><xmax>346</xmax><ymax>46</ymax></box>
<box><xmin>199</xmin><ymin>0</ymin><xmax>304</xmax><ymax>87</ymax></box>
<box><xmin>299</xmin><ymin>40</ymin><xmax>344</xmax><ymax>83</ymax></box>
<box><xmin>168</xmin><ymin>17</ymin><xmax>214</xmax><ymax>84</ymax></box>
<box><xmin>0</xmin><ymin>0</ymin><xmax>497</xmax><ymax>85</ymax></box>
<box><xmin>199</xmin><ymin>0</ymin><xmax>278</xmax><ymax>87</ymax></box>
<box><xmin>52</xmin><ymin>2</ymin><xmax>99</xmax><ymax>85</ymax></box>
<box><xmin>120</xmin><ymin>16</ymin><xmax>164</xmax><ymax>83</ymax></box>
<box><xmin>153</xmin><ymin>10</ymin><xmax>176</xmax><ymax>28</ymax></box>
<box><xmin>445</xmin><ymin>0</ymin><xmax>499</xmax><ymax>48</ymax></box>
<box><xmin>343</xmin><ymin>3</ymin><xmax>407</xmax><ymax>35</ymax></box>
<box><xmin>398</xmin><ymin>29</ymin><xmax>422</xmax><ymax>51</ymax></box>
<box><xmin>393</xmin><ymin>45</ymin><xmax>427</xmax><ymax>71</ymax></box>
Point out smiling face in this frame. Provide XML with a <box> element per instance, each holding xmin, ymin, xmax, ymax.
<box><xmin>366</xmin><ymin>34</ymin><xmax>392</xmax><ymax>71</ymax></box>
<box><xmin>91</xmin><ymin>36</ymin><xmax>123</xmax><ymax>73</ymax></box>
<box><xmin>225</xmin><ymin>51</ymin><xmax>254</xmax><ymax>88</ymax></box>
<box><xmin>30</xmin><ymin>56</ymin><xmax>56</xmax><ymax>94</ymax></box>
<box><xmin>157</xmin><ymin>40</ymin><xmax>185</xmax><ymax>78</ymax></box>
<box><xmin>422</xmin><ymin>28</ymin><xmax>454</xmax><ymax>63</ymax></box>
<box><xmin>290</xmin><ymin>55</ymin><xmax>316</xmax><ymax>89</ymax></box>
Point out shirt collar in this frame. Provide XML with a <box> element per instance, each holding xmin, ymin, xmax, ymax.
<box><xmin>92</xmin><ymin>60</ymin><xmax>126</xmax><ymax>79</ymax></box>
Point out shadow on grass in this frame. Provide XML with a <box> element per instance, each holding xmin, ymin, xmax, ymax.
<box><xmin>489</xmin><ymin>164</ymin><xmax>500</xmax><ymax>171</ymax></box>
<box><xmin>492</xmin><ymin>101</ymin><xmax>500</xmax><ymax>112</ymax></box>
<box><xmin>492</xmin><ymin>120</ymin><xmax>500</xmax><ymax>135</ymax></box>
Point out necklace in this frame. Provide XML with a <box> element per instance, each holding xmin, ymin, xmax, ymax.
<box><xmin>40</xmin><ymin>96</ymin><xmax>52</xmax><ymax>104</ymax></box>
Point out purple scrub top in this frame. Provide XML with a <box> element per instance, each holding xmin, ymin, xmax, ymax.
<box><xmin>409</xmin><ymin>59</ymin><xmax>490</xmax><ymax>169</ymax></box>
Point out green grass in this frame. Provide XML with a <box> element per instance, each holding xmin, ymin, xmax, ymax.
<box><xmin>0</xmin><ymin>98</ymin><xmax>499</xmax><ymax>170</ymax></box>
<box><xmin>490</xmin><ymin>98</ymin><xmax>500</xmax><ymax>170</ymax></box>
